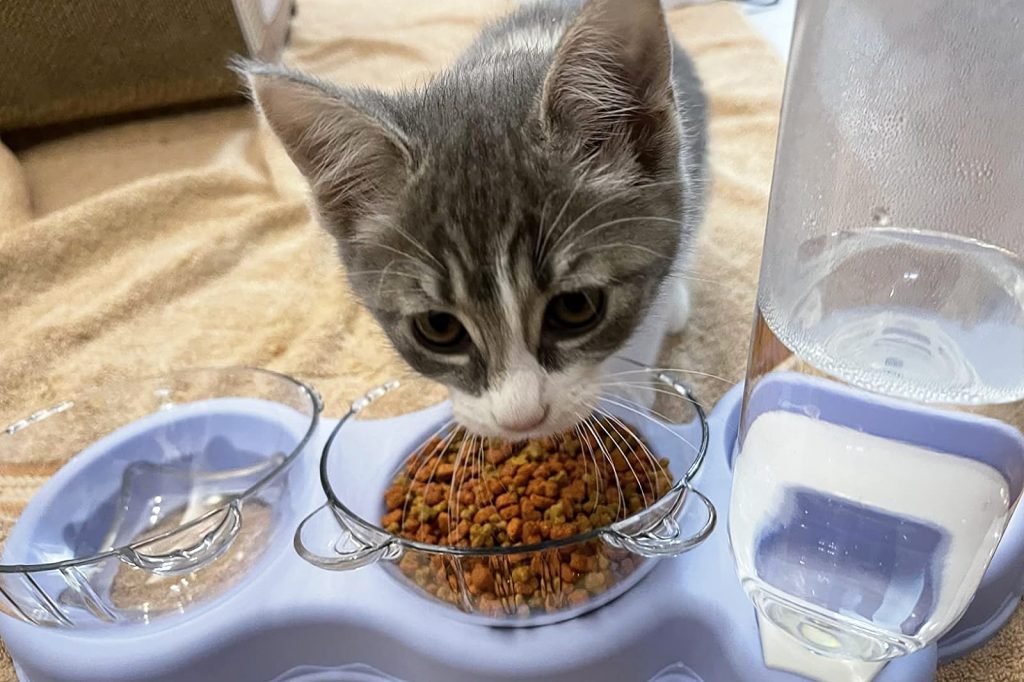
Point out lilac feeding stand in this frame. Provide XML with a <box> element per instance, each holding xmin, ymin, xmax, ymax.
<box><xmin>2</xmin><ymin>382</ymin><xmax>1022</xmax><ymax>682</ymax></box>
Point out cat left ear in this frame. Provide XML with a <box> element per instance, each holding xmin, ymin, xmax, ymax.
<box><xmin>540</xmin><ymin>0</ymin><xmax>680</xmax><ymax>177</ymax></box>
<box><xmin>237</xmin><ymin>60</ymin><xmax>413</xmax><ymax>241</ymax></box>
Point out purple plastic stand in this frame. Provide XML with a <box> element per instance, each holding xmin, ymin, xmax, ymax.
<box><xmin>2</xmin><ymin>382</ymin><xmax>1021</xmax><ymax>682</ymax></box>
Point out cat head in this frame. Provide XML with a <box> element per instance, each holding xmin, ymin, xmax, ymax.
<box><xmin>242</xmin><ymin>0</ymin><xmax>690</xmax><ymax>439</ymax></box>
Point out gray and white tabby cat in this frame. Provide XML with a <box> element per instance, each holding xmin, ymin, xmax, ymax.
<box><xmin>242</xmin><ymin>0</ymin><xmax>707</xmax><ymax>439</ymax></box>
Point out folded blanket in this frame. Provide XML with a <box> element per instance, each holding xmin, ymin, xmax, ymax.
<box><xmin>0</xmin><ymin>1</ymin><xmax>1016</xmax><ymax>679</ymax></box>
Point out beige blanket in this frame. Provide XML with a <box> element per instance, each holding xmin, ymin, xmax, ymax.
<box><xmin>0</xmin><ymin>1</ymin><xmax>1018</xmax><ymax>679</ymax></box>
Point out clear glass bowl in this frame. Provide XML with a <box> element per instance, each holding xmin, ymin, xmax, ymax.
<box><xmin>295</xmin><ymin>363</ymin><xmax>715</xmax><ymax>627</ymax></box>
<box><xmin>0</xmin><ymin>368</ymin><xmax>321</xmax><ymax>628</ymax></box>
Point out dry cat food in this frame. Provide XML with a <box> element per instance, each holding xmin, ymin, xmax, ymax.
<box><xmin>381</xmin><ymin>419</ymin><xmax>674</xmax><ymax>617</ymax></box>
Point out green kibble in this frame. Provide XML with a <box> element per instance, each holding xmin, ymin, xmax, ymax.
<box><xmin>521</xmin><ymin>443</ymin><xmax>544</xmax><ymax>461</ymax></box>
<box><xmin>544</xmin><ymin>502</ymin><xmax>566</xmax><ymax>524</ymax></box>
<box><xmin>512</xmin><ymin>566</ymin><xmax>533</xmax><ymax>583</ymax></box>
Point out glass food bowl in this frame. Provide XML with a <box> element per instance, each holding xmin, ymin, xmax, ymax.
<box><xmin>0</xmin><ymin>368</ymin><xmax>321</xmax><ymax>628</ymax></box>
<box><xmin>295</xmin><ymin>363</ymin><xmax>715</xmax><ymax>627</ymax></box>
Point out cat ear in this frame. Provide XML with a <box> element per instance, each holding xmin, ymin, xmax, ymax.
<box><xmin>239</xmin><ymin>61</ymin><xmax>412</xmax><ymax>240</ymax></box>
<box><xmin>540</xmin><ymin>0</ymin><xmax>680</xmax><ymax>177</ymax></box>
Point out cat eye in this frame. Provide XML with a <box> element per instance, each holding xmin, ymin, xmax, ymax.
<box><xmin>544</xmin><ymin>289</ymin><xmax>605</xmax><ymax>337</ymax></box>
<box><xmin>412</xmin><ymin>311</ymin><xmax>469</xmax><ymax>352</ymax></box>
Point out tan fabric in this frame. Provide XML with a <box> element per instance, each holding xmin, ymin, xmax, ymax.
<box><xmin>0</xmin><ymin>0</ymin><xmax>1017</xmax><ymax>679</ymax></box>
<box><xmin>0</xmin><ymin>0</ymin><xmax>252</xmax><ymax>132</ymax></box>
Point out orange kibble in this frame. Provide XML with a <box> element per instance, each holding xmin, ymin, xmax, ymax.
<box><xmin>449</xmin><ymin>519</ymin><xmax>470</xmax><ymax>543</ymax></box>
<box><xmin>486</xmin><ymin>447</ymin><xmax>510</xmax><ymax>465</ymax></box>
<box><xmin>499</xmin><ymin>504</ymin><xmax>521</xmax><ymax>521</ymax></box>
<box><xmin>424</xmin><ymin>483</ymin><xmax>445</xmax><ymax>506</ymax></box>
<box><xmin>522</xmin><ymin>520</ymin><xmax>543</xmax><ymax>545</ymax></box>
<box><xmin>528</xmin><ymin>494</ymin><xmax>555</xmax><ymax>510</ymax></box>
<box><xmin>507</xmin><ymin>517</ymin><xmax>523</xmax><ymax>541</ymax></box>
<box><xmin>495</xmin><ymin>492</ymin><xmax>518</xmax><ymax>509</ymax></box>
<box><xmin>549</xmin><ymin>522</ymin><xmax>577</xmax><ymax>540</ymax></box>
<box><xmin>474</xmin><ymin>506</ymin><xmax>498</xmax><ymax>525</ymax></box>
<box><xmin>469</xmin><ymin>563</ymin><xmax>494</xmax><ymax>594</ymax></box>
<box><xmin>384</xmin><ymin>486</ymin><xmax>407</xmax><ymax>510</ymax></box>
<box><xmin>520</xmin><ymin>497</ymin><xmax>541</xmax><ymax>521</ymax></box>
<box><xmin>542</xmin><ymin>480</ymin><xmax>559</xmax><ymax>498</ymax></box>
<box><xmin>525</xmin><ymin>479</ymin><xmax>546</xmax><ymax>496</ymax></box>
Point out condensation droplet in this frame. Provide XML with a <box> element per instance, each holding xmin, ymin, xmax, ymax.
<box><xmin>871</xmin><ymin>207</ymin><xmax>892</xmax><ymax>227</ymax></box>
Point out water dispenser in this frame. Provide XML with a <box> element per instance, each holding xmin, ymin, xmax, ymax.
<box><xmin>731</xmin><ymin>1</ymin><xmax>1024</xmax><ymax>680</ymax></box>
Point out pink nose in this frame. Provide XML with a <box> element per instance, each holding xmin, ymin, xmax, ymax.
<box><xmin>496</xmin><ymin>405</ymin><xmax>549</xmax><ymax>433</ymax></box>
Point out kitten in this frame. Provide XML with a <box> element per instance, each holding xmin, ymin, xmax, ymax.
<box><xmin>241</xmin><ymin>0</ymin><xmax>707</xmax><ymax>440</ymax></box>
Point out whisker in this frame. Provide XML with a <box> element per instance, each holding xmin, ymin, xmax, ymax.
<box><xmin>486</xmin><ymin>440</ymin><xmax>513</xmax><ymax>501</ymax></box>
<box><xmin>602</xmin><ymin>366</ymin><xmax>736</xmax><ymax>386</ymax></box>
<box><xmin>575</xmin><ymin>243</ymin><xmax>675</xmax><ymax>262</ymax></box>
<box><xmin>578</xmin><ymin>415</ymin><xmax>625</xmax><ymax>519</ymax></box>
<box><xmin>405</xmin><ymin>425</ymin><xmax>458</xmax><ymax>524</ymax></box>
<box><xmin>447</xmin><ymin>432</ymin><xmax>476</xmax><ymax>538</ymax></box>
<box><xmin>387</xmin><ymin>223</ymin><xmax>443</xmax><ymax>269</ymax></box>
<box><xmin>555</xmin><ymin>216</ymin><xmax>682</xmax><ymax>264</ymax></box>
<box><xmin>585</xmin><ymin>409</ymin><xmax>651</xmax><ymax>510</ymax></box>
<box><xmin>402</xmin><ymin>420</ymin><xmax>457</xmax><ymax>480</ymax></box>
<box><xmin>533</xmin><ymin>196</ymin><xmax>552</xmax><ymax>264</ymax></box>
<box><xmin>598</xmin><ymin>395</ymin><xmax>699</xmax><ymax>455</ymax></box>
<box><xmin>573</xmin><ymin>415</ymin><xmax>603</xmax><ymax>515</ymax></box>
<box><xmin>663</xmin><ymin>270</ymin><xmax>728</xmax><ymax>287</ymax></box>
<box><xmin>599</xmin><ymin>381</ymin><xmax>695</xmax><ymax>402</ymax></box>
<box><xmin>344</xmin><ymin>268</ymin><xmax>422</xmax><ymax>281</ymax></box>
<box><xmin>542</xmin><ymin>178</ymin><xmax>687</xmax><ymax>262</ymax></box>
<box><xmin>591</xmin><ymin>405</ymin><xmax>665</xmax><ymax>495</ymax></box>
<box><xmin>352</xmin><ymin>240</ymin><xmax>441</xmax><ymax>277</ymax></box>
<box><xmin>374</xmin><ymin>260</ymin><xmax>397</xmax><ymax>301</ymax></box>
<box><xmin>475</xmin><ymin>436</ymin><xmax>494</xmax><ymax>507</ymax></box>
<box><xmin>401</xmin><ymin>421</ymin><xmax>458</xmax><ymax>528</ymax></box>
<box><xmin>536</xmin><ymin>178</ymin><xmax>585</xmax><ymax>268</ymax></box>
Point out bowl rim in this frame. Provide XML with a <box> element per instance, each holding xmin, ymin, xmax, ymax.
<box><xmin>0</xmin><ymin>366</ymin><xmax>323</xmax><ymax>574</ymax></box>
<box><xmin>318</xmin><ymin>359</ymin><xmax>710</xmax><ymax>558</ymax></box>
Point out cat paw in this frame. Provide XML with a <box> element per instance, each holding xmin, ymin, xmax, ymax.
<box><xmin>666</xmin><ymin>281</ymin><xmax>692</xmax><ymax>334</ymax></box>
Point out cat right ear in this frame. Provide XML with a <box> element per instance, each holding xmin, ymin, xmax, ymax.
<box><xmin>540</xmin><ymin>0</ymin><xmax>680</xmax><ymax>179</ymax></box>
<box><xmin>236</xmin><ymin>60</ymin><xmax>412</xmax><ymax>240</ymax></box>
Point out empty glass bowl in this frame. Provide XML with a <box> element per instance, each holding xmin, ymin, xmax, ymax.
<box><xmin>0</xmin><ymin>368</ymin><xmax>321</xmax><ymax>628</ymax></box>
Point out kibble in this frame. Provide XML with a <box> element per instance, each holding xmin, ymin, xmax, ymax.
<box><xmin>381</xmin><ymin>417</ymin><xmax>673</xmax><ymax>617</ymax></box>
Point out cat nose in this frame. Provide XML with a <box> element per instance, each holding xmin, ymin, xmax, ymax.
<box><xmin>496</xmin><ymin>405</ymin><xmax>549</xmax><ymax>433</ymax></box>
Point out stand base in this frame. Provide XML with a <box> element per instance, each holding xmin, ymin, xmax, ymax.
<box><xmin>2</xmin><ymin>383</ymin><xmax>1021</xmax><ymax>682</ymax></box>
